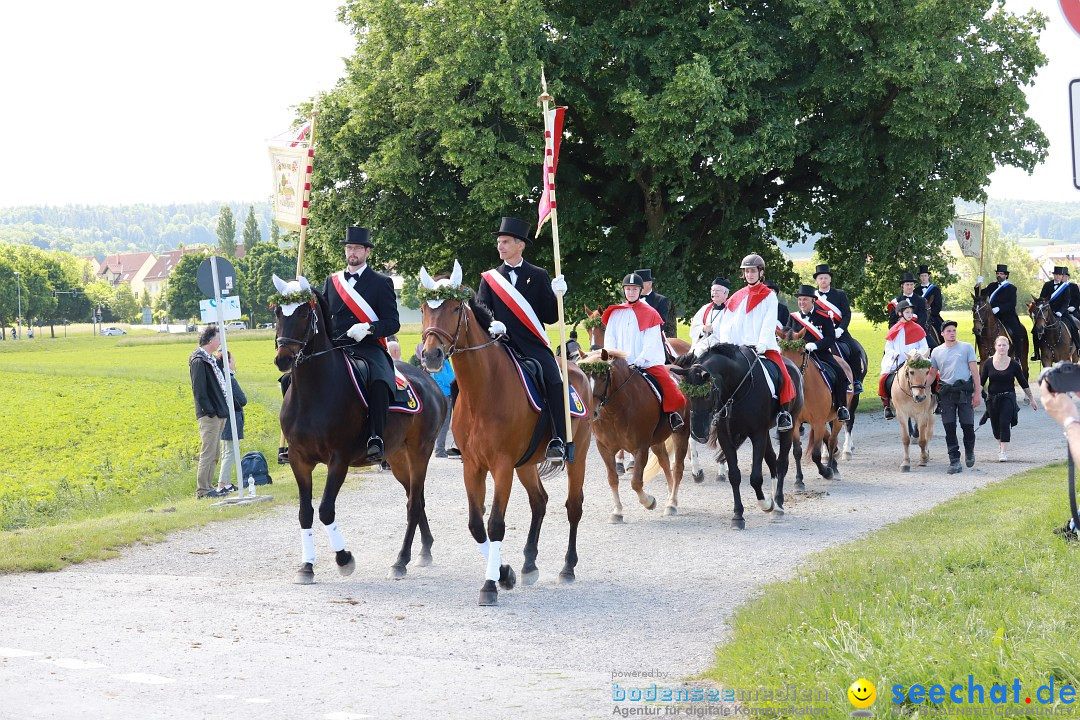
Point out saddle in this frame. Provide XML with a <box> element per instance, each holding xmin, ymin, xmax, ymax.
<box><xmin>345</xmin><ymin>357</ymin><xmax>421</xmax><ymax>414</ymax></box>
<box><xmin>812</xmin><ymin>356</ymin><xmax>838</xmax><ymax>393</ymax></box>
<box><xmin>753</xmin><ymin>353</ymin><xmax>784</xmax><ymax>399</ymax></box>
<box><xmin>502</xmin><ymin>344</ymin><xmax>588</xmax><ymax>418</ymax></box>
<box><xmin>883</xmin><ymin>370</ymin><xmax>897</xmax><ymax>400</ymax></box>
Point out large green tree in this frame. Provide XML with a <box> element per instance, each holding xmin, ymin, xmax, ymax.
<box><xmin>237</xmin><ymin>242</ymin><xmax>298</xmax><ymax>326</ymax></box>
<box><xmin>165</xmin><ymin>253</ymin><xmax>207</xmax><ymax>321</ymax></box>
<box><xmin>216</xmin><ymin>206</ymin><xmax>237</xmax><ymax>259</ymax></box>
<box><xmin>302</xmin><ymin>0</ymin><xmax>1047</xmax><ymax>322</ymax></box>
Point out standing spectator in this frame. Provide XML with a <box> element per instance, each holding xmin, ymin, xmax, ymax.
<box><xmin>980</xmin><ymin>336</ymin><xmax>1036</xmax><ymax>462</ymax></box>
<box><xmin>429</xmin><ymin>345</ymin><xmax>456</xmax><ymax>458</ymax></box>
<box><xmin>930</xmin><ymin>320</ymin><xmax>982</xmax><ymax>474</ymax></box>
<box><xmin>189</xmin><ymin>326</ymin><xmax>230</xmax><ymax>498</ymax></box>
<box><xmin>215</xmin><ymin>351</ymin><xmax>247</xmax><ymax>493</ymax></box>
<box><xmin>387</xmin><ymin>339</ymin><xmax>402</xmax><ymax>361</ymax></box>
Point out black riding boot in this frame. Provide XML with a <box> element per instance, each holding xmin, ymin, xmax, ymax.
<box><xmin>776</xmin><ymin>404</ymin><xmax>794</xmax><ymax>432</ymax></box>
<box><xmin>882</xmin><ymin>398</ymin><xmax>895</xmax><ymax>420</ymax></box>
<box><xmin>833</xmin><ymin>386</ymin><xmax>850</xmax><ymax>421</ymax></box>
<box><xmin>545</xmin><ymin>382</ymin><xmax>568</xmax><ymax>461</ymax></box>
<box><xmin>366</xmin><ymin>381</ymin><xmax>389</xmax><ymax>461</ymax></box>
<box><xmin>962</xmin><ymin>424</ymin><xmax>976</xmax><ymax>467</ymax></box>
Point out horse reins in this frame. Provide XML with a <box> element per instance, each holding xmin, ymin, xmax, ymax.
<box><xmin>421</xmin><ymin>299</ymin><xmax>501</xmax><ymax>358</ymax></box>
<box><xmin>591</xmin><ymin>364</ymin><xmax>639</xmax><ymax>411</ymax></box>
<box><xmin>713</xmin><ymin>347</ymin><xmax>758</xmax><ymax>420</ymax></box>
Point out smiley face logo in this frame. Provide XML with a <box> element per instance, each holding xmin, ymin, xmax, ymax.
<box><xmin>848</xmin><ymin>678</ymin><xmax>876</xmax><ymax>709</ymax></box>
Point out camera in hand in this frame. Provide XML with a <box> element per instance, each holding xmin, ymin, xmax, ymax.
<box><xmin>1039</xmin><ymin>361</ymin><xmax>1080</xmax><ymax>393</ymax></box>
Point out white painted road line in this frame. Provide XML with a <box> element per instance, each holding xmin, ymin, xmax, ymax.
<box><xmin>0</xmin><ymin>648</ymin><xmax>42</xmax><ymax>658</ymax></box>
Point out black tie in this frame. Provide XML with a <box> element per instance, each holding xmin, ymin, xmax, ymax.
<box><xmin>503</xmin><ymin>264</ymin><xmax>519</xmax><ymax>285</ymax></box>
<box><xmin>345</xmin><ymin>271</ymin><xmax>359</xmax><ymax>284</ymax></box>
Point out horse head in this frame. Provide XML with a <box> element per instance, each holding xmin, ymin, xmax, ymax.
<box><xmin>582</xmin><ymin>304</ymin><xmax>605</xmax><ymax>351</ymax></box>
<box><xmin>418</xmin><ymin>261</ymin><xmax>479</xmax><ymax>372</ymax></box>
<box><xmin>271</xmin><ymin>274</ymin><xmax>318</xmax><ymax>372</ymax></box>
<box><xmin>972</xmin><ymin>294</ymin><xmax>989</xmax><ymax>336</ymax></box>
<box><xmin>670</xmin><ymin>362</ymin><xmax>714</xmax><ymax>443</ymax></box>
<box><xmin>1029</xmin><ymin>296</ymin><xmax>1049</xmax><ymax>339</ymax></box>
<box><xmin>901</xmin><ymin>350</ymin><xmax>933</xmax><ymax>404</ymax></box>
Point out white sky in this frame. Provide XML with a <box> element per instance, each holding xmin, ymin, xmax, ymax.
<box><xmin>0</xmin><ymin>0</ymin><xmax>1076</xmax><ymax>208</ymax></box>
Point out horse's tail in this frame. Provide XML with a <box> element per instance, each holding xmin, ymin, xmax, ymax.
<box><xmin>640</xmin><ymin>435</ymin><xmax>677</xmax><ymax>484</ymax></box>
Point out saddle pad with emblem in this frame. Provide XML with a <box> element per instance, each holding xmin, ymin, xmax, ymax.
<box><xmin>503</xmin><ymin>344</ymin><xmax>588</xmax><ymax>418</ymax></box>
<box><xmin>346</xmin><ymin>362</ymin><xmax>422</xmax><ymax>414</ymax></box>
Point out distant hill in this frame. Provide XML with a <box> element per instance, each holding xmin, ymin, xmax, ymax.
<box><xmin>0</xmin><ymin>202</ymin><xmax>273</xmax><ymax>259</ymax></box>
<box><xmin>956</xmin><ymin>198</ymin><xmax>1080</xmax><ymax>242</ymax></box>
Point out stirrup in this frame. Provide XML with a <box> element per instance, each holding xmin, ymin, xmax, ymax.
<box><xmin>545</xmin><ymin>438</ymin><xmax>566</xmax><ymax>462</ymax></box>
<box><xmin>668</xmin><ymin>412</ymin><xmax>684</xmax><ymax>431</ymax></box>
<box><xmin>366</xmin><ymin>435</ymin><xmax>385</xmax><ymax>461</ymax></box>
<box><xmin>277</xmin><ymin>447</ymin><xmax>289</xmax><ymax>465</ymax></box>
<box><xmin>883</xmin><ymin>406</ymin><xmax>895</xmax><ymax>420</ymax></box>
<box><xmin>852</xmin><ymin>380</ymin><xmax>863</xmax><ymax>394</ymax></box>
<box><xmin>776</xmin><ymin>411</ymin><xmax>793</xmax><ymax>432</ymax></box>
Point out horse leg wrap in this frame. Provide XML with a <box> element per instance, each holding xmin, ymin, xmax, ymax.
<box><xmin>301</xmin><ymin>528</ymin><xmax>316</xmax><ymax>565</ymax></box>
<box><xmin>323</xmin><ymin>521</ymin><xmax>346</xmax><ymax>552</ymax></box>
<box><xmin>477</xmin><ymin>539</ymin><xmax>490</xmax><ymax>561</ymax></box>
<box><xmin>485</xmin><ymin>540</ymin><xmax>502</xmax><ymax>582</ymax></box>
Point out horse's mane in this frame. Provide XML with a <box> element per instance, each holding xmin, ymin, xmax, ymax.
<box><xmin>468</xmin><ymin>296</ymin><xmax>494</xmax><ymax>331</ymax></box>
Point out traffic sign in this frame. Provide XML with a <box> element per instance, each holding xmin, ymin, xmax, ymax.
<box><xmin>197</xmin><ymin>257</ymin><xmax>237</xmax><ymax>299</ymax></box>
<box><xmin>199</xmin><ymin>296</ymin><xmax>242</xmax><ymax>323</ymax></box>
<box><xmin>1063</xmin><ymin>0</ymin><xmax>1080</xmax><ymax>39</ymax></box>
<box><xmin>1072</xmin><ymin>79</ymin><xmax>1080</xmax><ymax>191</ymax></box>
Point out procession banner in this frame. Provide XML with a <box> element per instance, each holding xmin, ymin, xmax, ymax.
<box><xmin>269</xmin><ymin>145</ymin><xmax>308</xmax><ymax>231</ymax></box>
<box><xmin>536</xmin><ymin>106</ymin><xmax>566</xmax><ymax>235</ymax></box>
<box><xmin>952</xmin><ymin>218</ymin><xmax>983</xmax><ymax>259</ymax></box>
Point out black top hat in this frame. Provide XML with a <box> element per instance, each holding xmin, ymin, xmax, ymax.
<box><xmin>996</xmin><ymin>264</ymin><xmax>1009</xmax><ymax>275</ymax></box>
<box><xmin>712</xmin><ymin>276</ymin><xmax>731</xmax><ymax>289</ymax></box>
<box><xmin>493</xmin><ymin>216</ymin><xmax>531</xmax><ymax>243</ymax></box>
<box><xmin>1054</xmin><ymin>266</ymin><xmax>1069</xmax><ymax>276</ymax></box>
<box><xmin>899</xmin><ymin>272</ymin><xmax>917</xmax><ymax>284</ymax></box>
<box><xmin>812</xmin><ymin>263</ymin><xmax>832</xmax><ymax>278</ymax></box>
<box><xmin>917</xmin><ymin>264</ymin><xmax>930</xmax><ymax>275</ymax></box>
<box><xmin>1065</xmin><ymin>267</ymin><xmax>1072</xmax><ymax>276</ymax></box>
<box><xmin>342</xmin><ymin>226</ymin><xmax>373</xmax><ymax>247</ymax></box>
<box><xmin>795</xmin><ymin>284</ymin><xmax>817</xmax><ymax>297</ymax></box>
<box><xmin>635</xmin><ymin>268</ymin><xmax>654</xmax><ymax>282</ymax></box>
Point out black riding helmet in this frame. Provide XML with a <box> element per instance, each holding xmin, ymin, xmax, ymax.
<box><xmin>622</xmin><ymin>273</ymin><xmax>644</xmax><ymax>288</ymax></box>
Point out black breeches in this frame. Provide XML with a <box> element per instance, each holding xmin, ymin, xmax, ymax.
<box><xmin>367</xmin><ymin>381</ymin><xmax>389</xmax><ymax>438</ymax></box>
<box><xmin>533</xmin><ymin>350</ymin><xmax>568</xmax><ymax>440</ymax></box>
<box><xmin>816</xmin><ymin>353</ymin><xmax>848</xmax><ymax>410</ymax></box>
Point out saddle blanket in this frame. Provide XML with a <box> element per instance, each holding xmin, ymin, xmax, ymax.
<box><xmin>346</xmin><ymin>362</ymin><xmax>422</xmax><ymax>414</ymax></box>
<box><xmin>505</xmin><ymin>345</ymin><xmax>588</xmax><ymax>418</ymax></box>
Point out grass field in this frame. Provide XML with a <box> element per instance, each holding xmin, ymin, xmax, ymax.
<box><xmin>705</xmin><ymin>464</ymin><xmax>1080</xmax><ymax>718</ymax></box>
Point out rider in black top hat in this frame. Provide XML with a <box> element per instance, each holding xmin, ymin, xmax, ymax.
<box><xmin>812</xmin><ymin>263</ymin><xmax>861</xmax><ymax>393</ymax></box>
<box><xmin>888</xmin><ymin>271</ymin><xmax>930</xmax><ymax>332</ymax></box>
<box><xmin>1036</xmin><ymin>265</ymin><xmax>1080</xmax><ymax>357</ymax></box>
<box><xmin>477</xmin><ymin>216</ymin><xmax>569</xmax><ymax>462</ymax></box>
<box><xmin>788</xmin><ymin>284</ymin><xmax>850</xmax><ymax>421</ymax></box>
<box><xmin>981</xmin><ymin>264</ymin><xmax>1029</xmax><ymax>361</ymax></box>
<box><xmin>635</xmin><ymin>268</ymin><xmax>676</xmax><ymax>338</ymax></box>
<box><xmin>918</xmin><ymin>264</ymin><xmax>944</xmax><ymax>337</ymax></box>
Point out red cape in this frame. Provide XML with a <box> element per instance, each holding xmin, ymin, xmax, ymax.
<box><xmin>727</xmin><ymin>283</ymin><xmax>772</xmax><ymax>313</ymax></box>
<box><xmin>885</xmin><ymin>319</ymin><xmax>926</xmax><ymax>343</ymax></box>
<box><xmin>601</xmin><ymin>301</ymin><xmax>663</xmax><ymax>331</ymax></box>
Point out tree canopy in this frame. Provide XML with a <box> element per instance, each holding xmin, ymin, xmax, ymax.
<box><xmin>301</xmin><ymin>0</ymin><xmax>1048</xmax><ymax>322</ymax></box>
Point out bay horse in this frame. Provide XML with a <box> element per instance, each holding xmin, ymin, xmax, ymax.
<box><xmin>272</xmin><ymin>276</ymin><xmax>445</xmax><ymax>585</ymax></box>
<box><xmin>420</xmin><ymin>266</ymin><xmax>592</xmax><ymax>606</ymax></box>
<box><xmin>777</xmin><ymin>328</ymin><xmax>847</xmax><ymax>488</ymax></box>
<box><xmin>1028</xmin><ymin>297</ymin><xmax>1079</xmax><ymax>368</ymax></box>
<box><xmin>672</xmin><ymin>344</ymin><xmax>804</xmax><ymax>529</ymax></box>
<box><xmin>888</xmin><ymin>349</ymin><xmax>937</xmax><ymax>472</ymax></box>
<box><xmin>973</xmin><ymin>292</ymin><xmax>1029</xmax><ymax>377</ymax></box>
<box><xmin>578</xmin><ymin>348</ymin><xmax>689</xmax><ymax>521</ymax></box>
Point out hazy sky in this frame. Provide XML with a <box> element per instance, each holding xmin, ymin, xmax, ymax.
<box><xmin>0</xmin><ymin>0</ymin><xmax>1077</xmax><ymax>208</ymax></box>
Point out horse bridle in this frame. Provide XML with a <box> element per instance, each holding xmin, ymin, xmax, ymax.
<box><xmin>590</xmin><ymin>363</ymin><xmax>638</xmax><ymax>412</ymax></box>
<box><xmin>711</xmin><ymin>347</ymin><xmax>758</xmax><ymax>421</ymax></box>
<box><xmin>421</xmin><ymin>299</ymin><xmax>500</xmax><ymax>358</ymax></box>
<box><xmin>972</xmin><ymin>298</ymin><xmax>988</xmax><ymax>336</ymax></box>
<box><xmin>1032</xmin><ymin>301</ymin><xmax>1065</xmax><ymax>364</ymax></box>
<box><xmin>274</xmin><ymin>303</ymin><xmax>323</xmax><ymax>365</ymax></box>
<box><xmin>899</xmin><ymin>365</ymin><xmax>930</xmax><ymax>400</ymax></box>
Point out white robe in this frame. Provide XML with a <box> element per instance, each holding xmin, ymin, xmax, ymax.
<box><xmin>880</xmin><ymin>324</ymin><xmax>929</xmax><ymax>375</ymax></box>
<box><xmin>716</xmin><ymin>286</ymin><xmax>780</xmax><ymax>353</ymax></box>
<box><xmin>603</xmin><ymin>307</ymin><xmax>666</xmax><ymax>368</ymax></box>
<box><xmin>689</xmin><ymin>302</ymin><xmax>725</xmax><ymax>343</ymax></box>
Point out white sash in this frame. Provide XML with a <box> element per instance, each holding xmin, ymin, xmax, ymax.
<box><xmin>989</xmin><ymin>281</ymin><xmax>1010</xmax><ymax>304</ymax></box>
<box><xmin>334</xmin><ymin>271</ymin><xmax>380</xmax><ymax>322</ymax></box>
<box><xmin>791</xmin><ymin>313</ymin><xmax>824</xmax><ymax>340</ymax></box>
<box><xmin>481</xmin><ymin>269</ymin><xmax>549</xmax><ymax>345</ymax></box>
<box><xmin>815</xmin><ymin>291</ymin><xmax>842</xmax><ymax>321</ymax></box>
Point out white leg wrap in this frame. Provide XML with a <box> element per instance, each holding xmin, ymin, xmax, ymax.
<box><xmin>301</xmin><ymin>528</ymin><xmax>316</xmax><ymax>564</ymax></box>
<box><xmin>477</xmin><ymin>539</ymin><xmax>490</xmax><ymax>561</ymax></box>
<box><xmin>323</xmin><ymin>521</ymin><xmax>346</xmax><ymax>552</ymax></box>
<box><xmin>485</xmin><ymin>540</ymin><xmax>502</xmax><ymax>582</ymax></box>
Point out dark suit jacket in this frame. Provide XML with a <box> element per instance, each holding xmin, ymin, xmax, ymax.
<box><xmin>815</xmin><ymin>288</ymin><xmax>851</xmax><ymax>330</ymax></box>
<box><xmin>643</xmin><ymin>291</ymin><xmax>676</xmax><ymax>337</ymax></box>
<box><xmin>921</xmin><ymin>284</ymin><xmax>943</xmax><ymax>326</ymax></box>
<box><xmin>323</xmin><ymin>267</ymin><xmax>400</xmax><ymax>388</ymax></box>
<box><xmin>986</xmin><ymin>281</ymin><xmax>1020</xmax><ymax>322</ymax></box>
<box><xmin>477</xmin><ymin>259</ymin><xmax>559</xmax><ymax>366</ymax></box>
<box><xmin>888</xmin><ymin>293</ymin><xmax>929</xmax><ymax>328</ymax></box>
<box><xmin>788</xmin><ymin>310</ymin><xmax>837</xmax><ymax>356</ymax></box>
<box><xmin>189</xmin><ymin>350</ymin><xmax>229</xmax><ymax>419</ymax></box>
<box><xmin>1040</xmin><ymin>280</ymin><xmax>1080</xmax><ymax>316</ymax></box>
<box><xmin>776</xmin><ymin>302</ymin><xmax>791</xmax><ymax>329</ymax></box>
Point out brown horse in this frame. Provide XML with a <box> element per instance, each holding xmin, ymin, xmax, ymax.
<box><xmin>777</xmin><ymin>328</ymin><xmax>848</xmax><ymax>488</ymax></box>
<box><xmin>973</xmin><ymin>292</ymin><xmax>1029</xmax><ymax>377</ymax></box>
<box><xmin>889</xmin><ymin>350</ymin><xmax>937</xmax><ymax>472</ymax></box>
<box><xmin>578</xmin><ymin>348</ymin><xmax>689</xmax><ymax>520</ymax></box>
<box><xmin>1028</xmin><ymin>297</ymin><xmax>1080</xmax><ymax>368</ymax></box>
<box><xmin>420</xmin><ymin>272</ymin><xmax>592</xmax><ymax>606</ymax></box>
<box><xmin>272</xmin><ymin>276</ymin><xmax>445</xmax><ymax>585</ymax></box>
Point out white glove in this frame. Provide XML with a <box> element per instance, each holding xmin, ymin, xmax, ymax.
<box><xmin>1069</xmin><ymin>307</ymin><xmax>1076</xmax><ymax>312</ymax></box>
<box><xmin>754</xmin><ymin>342</ymin><xmax>768</xmax><ymax>355</ymax></box>
<box><xmin>551</xmin><ymin>275</ymin><xmax>567</xmax><ymax>296</ymax></box>
<box><xmin>991</xmin><ymin>307</ymin><xmax>1000</xmax><ymax>315</ymax></box>
<box><xmin>805</xmin><ymin>342</ymin><xmax>818</xmax><ymax>352</ymax></box>
<box><xmin>977</xmin><ymin>276</ymin><xmax>984</xmax><ymax>284</ymax></box>
<box><xmin>488</xmin><ymin>320</ymin><xmax>507</xmax><ymax>338</ymax></box>
<box><xmin>1056</xmin><ymin>312</ymin><xmax>1063</xmax><ymax>317</ymax></box>
<box><xmin>834</xmin><ymin>328</ymin><xmax>844</xmax><ymax>338</ymax></box>
<box><xmin>346</xmin><ymin>322</ymin><xmax>371</xmax><ymax>342</ymax></box>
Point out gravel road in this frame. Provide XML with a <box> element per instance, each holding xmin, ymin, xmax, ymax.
<box><xmin>0</xmin><ymin>397</ymin><xmax>1066</xmax><ymax>719</ymax></box>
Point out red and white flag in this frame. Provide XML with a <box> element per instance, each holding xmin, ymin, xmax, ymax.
<box><xmin>289</xmin><ymin>121</ymin><xmax>312</xmax><ymax>147</ymax></box>
<box><xmin>536</xmin><ymin>106</ymin><xmax>566</xmax><ymax>235</ymax></box>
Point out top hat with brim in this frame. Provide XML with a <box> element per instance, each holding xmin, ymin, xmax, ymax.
<box><xmin>712</xmin><ymin>276</ymin><xmax>731</xmax><ymax>289</ymax></box>
<box><xmin>813</xmin><ymin>263</ymin><xmax>832</xmax><ymax>278</ymax></box>
<box><xmin>996</xmin><ymin>264</ymin><xmax>1010</xmax><ymax>275</ymax></box>
<box><xmin>1065</xmin><ymin>267</ymin><xmax>1072</xmax><ymax>276</ymax></box>
<box><xmin>795</xmin><ymin>284</ymin><xmax>817</xmax><ymax>297</ymax></box>
<box><xmin>918</xmin><ymin>264</ymin><xmax>930</xmax><ymax>275</ymax></box>
<box><xmin>635</xmin><ymin>269</ymin><xmax>655</xmax><ymax>282</ymax></box>
<box><xmin>342</xmin><ymin>226</ymin><xmax>373</xmax><ymax>247</ymax></box>
<box><xmin>1054</xmin><ymin>266</ymin><xmax>1069</xmax><ymax>276</ymax></box>
<box><xmin>492</xmin><ymin>216</ymin><xmax>531</xmax><ymax>243</ymax></box>
<box><xmin>899</xmin><ymin>272</ymin><xmax>917</xmax><ymax>284</ymax></box>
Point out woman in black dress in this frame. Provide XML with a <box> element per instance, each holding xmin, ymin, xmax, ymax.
<box><xmin>980</xmin><ymin>336</ymin><xmax>1037</xmax><ymax>462</ymax></box>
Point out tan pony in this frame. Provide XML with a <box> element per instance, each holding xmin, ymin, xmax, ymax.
<box><xmin>889</xmin><ymin>349</ymin><xmax>937</xmax><ymax>472</ymax></box>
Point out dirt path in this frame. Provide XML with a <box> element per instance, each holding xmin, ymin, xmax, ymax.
<box><xmin>0</xmin><ymin>399</ymin><xmax>1065</xmax><ymax>719</ymax></box>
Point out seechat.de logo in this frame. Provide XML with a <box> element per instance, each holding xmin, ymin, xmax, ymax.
<box><xmin>848</xmin><ymin>678</ymin><xmax>877</xmax><ymax>717</ymax></box>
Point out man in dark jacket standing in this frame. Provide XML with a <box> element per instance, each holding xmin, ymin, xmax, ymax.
<box><xmin>478</xmin><ymin>216</ymin><xmax>569</xmax><ymax>461</ymax></box>
<box><xmin>189</xmin><ymin>325</ymin><xmax>229</xmax><ymax>499</ymax></box>
<box><xmin>636</xmin><ymin>269</ymin><xmax>676</xmax><ymax>338</ymax></box>
<box><xmin>323</xmin><ymin>226</ymin><xmax>400</xmax><ymax>462</ymax></box>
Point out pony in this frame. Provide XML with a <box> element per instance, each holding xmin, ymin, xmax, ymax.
<box><xmin>419</xmin><ymin>263</ymin><xmax>592</xmax><ymax>606</ymax></box>
<box><xmin>776</xmin><ymin>327</ymin><xmax>848</xmax><ymax>488</ymax></box>
<box><xmin>888</xmin><ymin>349</ymin><xmax>937</xmax><ymax>472</ymax></box>
<box><xmin>672</xmin><ymin>344</ymin><xmax>804</xmax><ymax>529</ymax></box>
<box><xmin>577</xmin><ymin>348</ymin><xmax>689</xmax><ymax>520</ymax></box>
<box><xmin>1028</xmin><ymin>296</ymin><xmax>1079</xmax><ymax>367</ymax></box>
<box><xmin>973</xmin><ymin>291</ymin><xmax>1029</xmax><ymax>377</ymax></box>
<box><xmin>272</xmin><ymin>276</ymin><xmax>445</xmax><ymax>585</ymax></box>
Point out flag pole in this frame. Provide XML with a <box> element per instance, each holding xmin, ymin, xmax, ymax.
<box><xmin>294</xmin><ymin>110</ymin><xmax>318</xmax><ymax>278</ymax></box>
<box><xmin>978</xmin><ymin>201</ymin><xmax>987</xmax><ymax>280</ymax></box>
<box><xmin>539</xmin><ymin>70</ymin><xmax>575</xmax><ymax>464</ymax></box>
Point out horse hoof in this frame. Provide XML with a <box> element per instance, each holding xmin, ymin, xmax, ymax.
<box><xmin>416</xmin><ymin>553</ymin><xmax>433</xmax><ymax>567</ymax></box>
<box><xmin>335</xmin><ymin>551</ymin><xmax>355</xmax><ymax>576</ymax></box>
<box><xmin>758</xmin><ymin>498</ymin><xmax>774</xmax><ymax>513</ymax></box>
<box><xmin>521</xmin><ymin>567</ymin><xmax>540</xmax><ymax>586</ymax></box>
<box><xmin>558</xmin><ymin>570</ymin><xmax>576</xmax><ymax>584</ymax></box>
<box><xmin>387</xmin><ymin>564</ymin><xmax>407</xmax><ymax>580</ymax></box>
<box><xmin>293</xmin><ymin>563</ymin><xmax>315</xmax><ymax>585</ymax></box>
<box><xmin>771</xmin><ymin>506</ymin><xmax>785</xmax><ymax>521</ymax></box>
<box><xmin>644</xmin><ymin>495</ymin><xmax>657</xmax><ymax>511</ymax></box>
<box><xmin>663</xmin><ymin>505</ymin><xmax>677</xmax><ymax>517</ymax></box>
<box><xmin>794</xmin><ymin>480</ymin><xmax>806</xmax><ymax>493</ymax></box>
<box><xmin>901</xmin><ymin>465</ymin><xmax>910</xmax><ymax>473</ymax></box>
<box><xmin>843</xmin><ymin>451</ymin><xmax>852</xmax><ymax>461</ymax></box>
<box><xmin>821</xmin><ymin>468</ymin><xmax>833</xmax><ymax>480</ymax></box>
<box><xmin>692</xmin><ymin>470</ymin><xmax>705</xmax><ymax>483</ymax></box>
<box><xmin>731</xmin><ymin>518</ymin><xmax>745</xmax><ymax>530</ymax></box>
<box><xmin>498</xmin><ymin>564</ymin><xmax>517</xmax><ymax>591</ymax></box>
<box><xmin>478</xmin><ymin>580</ymin><xmax>498</xmax><ymax>606</ymax></box>
<box><xmin>610</xmin><ymin>513</ymin><xmax>624</xmax><ymax>524</ymax></box>
<box><xmin>716</xmin><ymin>474</ymin><xmax>727</xmax><ymax>483</ymax></box>
<box><xmin>918</xmin><ymin>459</ymin><xmax>928</xmax><ymax>467</ymax></box>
